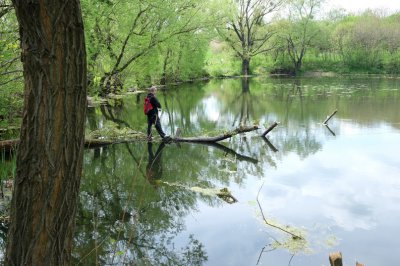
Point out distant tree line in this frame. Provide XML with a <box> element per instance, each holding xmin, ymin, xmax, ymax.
<box><xmin>1</xmin><ymin>0</ymin><xmax>400</xmax><ymax>105</ymax></box>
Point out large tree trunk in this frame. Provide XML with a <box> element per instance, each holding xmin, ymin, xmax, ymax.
<box><xmin>242</xmin><ymin>57</ymin><xmax>250</xmax><ymax>76</ymax></box>
<box><xmin>6</xmin><ymin>0</ymin><xmax>87</xmax><ymax>265</ymax></box>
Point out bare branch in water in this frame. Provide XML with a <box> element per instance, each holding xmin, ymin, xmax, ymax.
<box><xmin>256</xmin><ymin>181</ymin><xmax>303</xmax><ymax>239</ymax></box>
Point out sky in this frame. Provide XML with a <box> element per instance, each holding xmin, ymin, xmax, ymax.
<box><xmin>325</xmin><ymin>0</ymin><xmax>400</xmax><ymax>14</ymax></box>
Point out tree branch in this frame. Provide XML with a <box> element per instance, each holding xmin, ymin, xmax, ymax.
<box><xmin>256</xmin><ymin>181</ymin><xmax>303</xmax><ymax>239</ymax></box>
<box><xmin>171</xmin><ymin>125</ymin><xmax>259</xmax><ymax>143</ymax></box>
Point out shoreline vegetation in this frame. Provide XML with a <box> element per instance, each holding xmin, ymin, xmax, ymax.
<box><xmin>1</xmin><ymin>70</ymin><xmax>399</xmax><ymax>141</ymax></box>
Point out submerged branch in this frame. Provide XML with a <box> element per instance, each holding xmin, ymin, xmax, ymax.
<box><xmin>256</xmin><ymin>181</ymin><xmax>303</xmax><ymax>240</ymax></box>
<box><xmin>256</xmin><ymin>245</ymin><xmax>277</xmax><ymax>265</ymax></box>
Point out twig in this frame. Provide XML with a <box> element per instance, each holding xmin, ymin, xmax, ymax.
<box><xmin>0</xmin><ymin>75</ymin><xmax>23</xmax><ymax>86</ymax></box>
<box><xmin>288</xmin><ymin>253</ymin><xmax>295</xmax><ymax>265</ymax></box>
<box><xmin>256</xmin><ymin>245</ymin><xmax>277</xmax><ymax>265</ymax></box>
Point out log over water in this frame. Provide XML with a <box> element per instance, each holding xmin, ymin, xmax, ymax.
<box><xmin>170</xmin><ymin>125</ymin><xmax>259</xmax><ymax>143</ymax></box>
<box><xmin>0</xmin><ymin>125</ymin><xmax>260</xmax><ymax>155</ymax></box>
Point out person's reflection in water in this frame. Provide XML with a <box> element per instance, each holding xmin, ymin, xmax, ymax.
<box><xmin>146</xmin><ymin>141</ymin><xmax>165</xmax><ymax>186</ymax></box>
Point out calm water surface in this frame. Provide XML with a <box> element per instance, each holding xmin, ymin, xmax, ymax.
<box><xmin>75</xmin><ymin>76</ymin><xmax>400</xmax><ymax>265</ymax></box>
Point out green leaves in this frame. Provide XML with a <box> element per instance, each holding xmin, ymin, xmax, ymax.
<box><xmin>81</xmin><ymin>0</ymin><xmax>215</xmax><ymax>93</ymax></box>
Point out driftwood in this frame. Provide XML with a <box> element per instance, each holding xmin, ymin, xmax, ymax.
<box><xmin>261</xmin><ymin>122</ymin><xmax>279</xmax><ymax>137</ymax></box>
<box><xmin>323</xmin><ymin>110</ymin><xmax>338</xmax><ymax>125</ymax></box>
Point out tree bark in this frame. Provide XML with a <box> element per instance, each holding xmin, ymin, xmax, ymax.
<box><xmin>6</xmin><ymin>0</ymin><xmax>87</xmax><ymax>265</ymax></box>
<box><xmin>242</xmin><ymin>57</ymin><xmax>250</xmax><ymax>76</ymax></box>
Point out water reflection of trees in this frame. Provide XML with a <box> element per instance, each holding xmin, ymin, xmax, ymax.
<box><xmin>74</xmin><ymin>144</ymin><xmax>210</xmax><ymax>265</ymax></box>
<box><xmin>75</xmin><ymin>125</ymin><xmax>274</xmax><ymax>263</ymax></box>
<box><xmin>262</xmin><ymin>78</ymin><xmax>323</xmax><ymax>159</ymax></box>
<box><xmin>75</xmin><ymin>137</ymin><xmax>265</xmax><ymax>264</ymax></box>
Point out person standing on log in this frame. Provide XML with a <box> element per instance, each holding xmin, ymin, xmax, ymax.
<box><xmin>145</xmin><ymin>86</ymin><xmax>169</xmax><ymax>141</ymax></box>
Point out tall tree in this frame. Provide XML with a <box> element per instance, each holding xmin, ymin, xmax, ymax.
<box><xmin>217</xmin><ymin>0</ymin><xmax>285</xmax><ymax>76</ymax></box>
<box><xmin>280</xmin><ymin>0</ymin><xmax>324</xmax><ymax>73</ymax></box>
<box><xmin>6</xmin><ymin>0</ymin><xmax>87</xmax><ymax>265</ymax></box>
<box><xmin>82</xmin><ymin>0</ymin><xmax>212</xmax><ymax>95</ymax></box>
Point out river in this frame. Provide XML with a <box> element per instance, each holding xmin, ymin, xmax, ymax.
<box><xmin>76</xmin><ymin>76</ymin><xmax>400</xmax><ymax>265</ymax></box>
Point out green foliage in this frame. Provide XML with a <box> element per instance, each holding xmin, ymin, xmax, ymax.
<box><xmin>204</xmin><ymin>41</ymin><xmax>241</xmax><ymax>76</ymax></box>
<box><xmin>3</xmin><ymin>0</ymin><xmax>400</xmax><ymax>105</ymax></box>
<box><xmin>0</xmin><ymin>154</ymin><xmax>15</xmax><ymax>177</ymax></box>
<box><xmin>81</xmin><ymin>0</ymin><xmax>217</xmax><ymax>94</ymax></box>
<box><xmin>383</xmin><ymin>50</ymin><xmax>400</xmax><ymax>74</ymax></box>
<box><xmin>329</xmin><ymin>11</ymin><xmax>400</xmax><ymax>73</ymax></box>
<box><xmin>267</xmin><ymin>9</ymin><xmax>400</xmax><ymax>75</ymax></box>
<box><xmin>215</xmin><ymin>0</ymin><xmax>285</xmax><ymax>75</ymax></box>
<box><xmin>0</xmin><ymin>3</ymin><xmax>24</xmax><ymax>127</ymax></box>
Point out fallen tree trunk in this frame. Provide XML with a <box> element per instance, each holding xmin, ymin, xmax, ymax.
<box><xmin>171</xmin><ymin>125</ymin><xmax>259</xmax><ymax>143</ymax></box>
<box><xmin>1</xmin><ymin>125</ymin><xmax>260</xmax><ymax>155</ymax></box>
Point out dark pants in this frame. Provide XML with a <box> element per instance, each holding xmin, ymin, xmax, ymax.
<box><xmin>147</xmin><ymin>114</ymin><xmax>165</xmax><ymax>138</ymax></box>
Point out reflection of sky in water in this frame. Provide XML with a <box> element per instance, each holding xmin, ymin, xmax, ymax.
<box><xmin>188</xmin><ymin>95</ymin><xmax>221</xmax><ymax>130</ymax></box>
<box><xmin>183</xmin><ymin>122</ymin><xmax>400</xmax><ymax>265</ymax></box>
<box><xmin>202</xmin><ymin>95</ymin><xmax>220</xmax><ymax>122</ymax></box>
